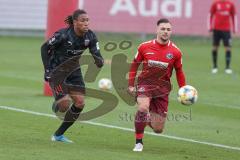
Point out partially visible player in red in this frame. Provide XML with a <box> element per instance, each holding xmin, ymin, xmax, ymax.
<box><xmin>128</xmin><ymin>18</ymin><xmax>186</xmax><ymax>152</ymax></box>
<box><xmin>208</xmin><ymin>0</ymin><xmax>237</xmax><ymax>74</ymax></box>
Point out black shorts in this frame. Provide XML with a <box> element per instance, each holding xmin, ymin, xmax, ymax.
<box><xmin>49</xmin><ymin>68</ymin><xmax>85</xmax><ymax>101</ymax></box>
<box><xmin>213</xmin><ymin>30</ymin><xmax>231</xmax><ymax>47</ymax></box>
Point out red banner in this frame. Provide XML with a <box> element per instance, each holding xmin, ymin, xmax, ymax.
<box><xmin>46</xmin><ymin>0</ymin><xmax>239</xmax><ymax>37</ymax></box>
<box><xmin>46</xmin><ymin>0</ymin><xmax>79</xmax><ymax>38</ymax></box>
<box><xmin>83</xmin><ymin>0</ymin><xmax>239</xmax><ymax>36</ymax></box>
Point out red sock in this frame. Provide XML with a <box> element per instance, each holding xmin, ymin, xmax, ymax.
<box><xmin>135</xmin><ymin>111</ymin><xmax>148</xmax><ymax>139</ymax></box>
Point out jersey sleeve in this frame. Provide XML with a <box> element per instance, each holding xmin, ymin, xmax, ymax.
<box><xmin>231</xmin><ymin>2</ymin><xmax>237</xmax><ymax>33</ymax></box>
<box><xmin>47</xmin><ymin>31</ymin><xmax>65</xmax><ymax>50</ymax></box>
<box><xmin>134</xmin><ymin>45</ymin><xmax>144</xmax><ymax>62</ymax></box>
<box><xmin>41</xmin><ymin>42</ymin><xmax>51</xmax><ymax>71</ymax></box>
<box><xmin>174</xmin><ymin>51</ymin><xmax>186</xmax><ymax>88</ymax></box>
<box><xmin>208</xmin><ymin>2</ymin><xmax>216</xmax><ymax>31</ymax></box>
<box><xmin>128</xmin><ymin>45</ymin><xmax>144</xmax><ymax>87</ymax></box>
<box><xmin>40</xmin><ymin>31</ymin><xmax>65</xmax><ymax>71</ymax></box>
<box><xmin>89</xmin><ymin>32</ymin><xmax>104</xmax><ymax>68</ymax></box>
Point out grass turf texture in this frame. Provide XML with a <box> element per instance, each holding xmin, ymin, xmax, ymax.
<box><xmin>0</xmin><ymin>34</ymin><xmax>240</xmax><ymax>159</ymax></box>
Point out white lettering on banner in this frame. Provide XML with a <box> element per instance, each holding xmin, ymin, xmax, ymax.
<box><xmin>109</xmin><ymin>0</ymin><xmax>192</xmax><ymax>18</ymax></box>
<box><xmin>139</xmin><ymin>0</ymin><xmax>158</xmax><ymax>17</ymax></box>
<box><xmin>185</xmin><ymin>0</ymin><xmax>192</xmax><ymax>18</ymax></box>
<box><xmin>161</xmin><ymin>0</ymin><xmax>181</xmax><ymax>18</ymax></box>
<box><xmin>110</xmin><ymin>0</ymin><xmax>137</xmax><ymax>16</ymax></box>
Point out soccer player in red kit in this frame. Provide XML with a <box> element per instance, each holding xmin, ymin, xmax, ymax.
<box><xmin>208</xmin><ymin>0</ymin><xmax>237</xmax><ymax>74</ymax></box>
<box><xmin>128</xmin><ymin>18</ymin><xmax>186</xmax><ymax>152</ymax></box>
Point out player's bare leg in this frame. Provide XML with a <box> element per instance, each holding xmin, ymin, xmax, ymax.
<box><xmin>133</xmin><ymin>96</ymin><xmax>150</xmax><ymax>152</ymax></box>
<box><xmin>52</xmin><ymin>95</ymin><xmax>71</xmax><ymax>114</ymax></box>
<box><xmin>148</xmin><ymin>112</ymin><xmax>166</xmax><ymax>134</ymax></box>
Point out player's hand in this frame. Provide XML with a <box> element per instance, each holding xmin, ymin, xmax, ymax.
<box><xmin>128</xmin><ymin>86</ymin><xmax>135</xmax><ymax>96</ymax></box>
<box><xmin>44</xmin><ymin>69</ymin><xmax>51</xmax><ymax>82</ymax></box>
<box><xmin>208</xmin><ymin>30</ymin><xmax>213</xmax><ymax>37</ymax></box>
<box><xmin>94</xmin><ymin>58</ymin><xmax>104</xmax><ymax>68</ymax></box>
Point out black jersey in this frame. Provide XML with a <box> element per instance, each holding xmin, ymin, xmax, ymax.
<box><xmin>41</xmin><ymin>27</ymin><xmax>104</xmax><ymax>71</ymax></box>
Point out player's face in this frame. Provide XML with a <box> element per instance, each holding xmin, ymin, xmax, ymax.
<box><xmin>156</xmin><ymin>23</ymin><xmax>172</xmax><ymax>43</ymax></box>
<box><xmin>73</xmin><ymin>14</ymin><xmax>89</xmax><ymax>35</ymax></box>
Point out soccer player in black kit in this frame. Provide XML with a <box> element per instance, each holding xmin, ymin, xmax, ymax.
<box><xmin>41</xmin><ymin>9</ymin><xmax>104</xmax><ymax>143</ymax></box>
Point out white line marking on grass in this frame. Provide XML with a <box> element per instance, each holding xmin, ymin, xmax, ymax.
<box><xmin>203</xmin><ymin>102</ymin><xmax>240</xmax><ymax>110</ymax></box>
<box><xmin>1</xmin><ymin>105</ymin><xmax>240</xmax><ymax>151</ymax></box>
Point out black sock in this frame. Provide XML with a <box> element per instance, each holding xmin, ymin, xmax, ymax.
<box><xmin>212</xmin><ymin>50</ymin><xmax>217</xmax><ymax>68</ymax></box>
<box><xmin>226</xmin><ymin>50</ymin><xmax>231</xmax><ymax>69</ymax></box>
<box><xmin>54</xmin><ymin>104</ymin><xmax>83</xmax><ymax>136</ymax></box>
<box><xmin>136</xmin><ymin>139</ymin><xmax>143</xmax><ymax>144</ymax></box>
<box><xmin>52</xmin><ymin>101</ymin><xmax>59</xmax><ymax>113</ymax></box>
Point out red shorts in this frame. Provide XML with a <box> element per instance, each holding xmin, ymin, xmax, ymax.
<box><xmin>136</xmin><ymin>84</ymin><xmax>169</xmax><ymax>117</ymax></box>
<box><xmin>149</xmin><ymin>96</ymin><xmax>169</xmax><ymax>117</ymax></box>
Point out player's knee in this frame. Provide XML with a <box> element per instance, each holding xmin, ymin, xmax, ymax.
<box><xmin>137</xmin><ymin>103</ymin><xmax>149</xmax><ymax>112</ymax></box>
<box><xmin>57</xmin><ymin>100</ymin><xmax>71</xmax><ymax>112</ymax></box>
<box><xmin>225</xmin><ymin>47</ymin><xmax>231</xmax><ymax>52</ymax></box>
<box><xmin>212</xmin><ymin>47</ymin><xmax>218</xmax><ymax>51</ymax></box>
<box><xmin>138</xmin><ymin>105</ymin><xmax>149</xmax><ymax>113</ymax></box>
<box><xmin>153</xmin><ymin>128</ymin><xmax>164</xmax><ymax>134</ymax></box>
<box><xmin>73</xmin><ymin>98</ymin><xmax>85</xmax><ymax>109</ymax></box>
<box><xmin>152</xmin><ymin>124</ymin><xmax>164</xmax><ymax>134</ymax></box>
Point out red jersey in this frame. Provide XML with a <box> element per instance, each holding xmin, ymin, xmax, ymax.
<box><xmin>208</xmin><ymin>0</ymin><xmax>237</xmax><ymax>32</ymax></box>
<box><xmin>128</xmin><ymin>39</ymin><xmax>186</xmax><ymax>88</ymax></box>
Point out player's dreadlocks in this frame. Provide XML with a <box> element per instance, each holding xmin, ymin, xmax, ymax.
<box><xmin>64</xmin><ymin>9</ymin><xmax>87</xmax><ymax>27</ymax></box>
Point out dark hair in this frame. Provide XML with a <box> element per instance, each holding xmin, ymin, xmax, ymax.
<box><xmin>157</xmin><ymin>18</ymin><xmax>171</xmax><ymax>26</ymax></box>
<box><xmin>64</xmin><ymin>9</ymin><xmax>87</xmax><ymax>26</ymax></box>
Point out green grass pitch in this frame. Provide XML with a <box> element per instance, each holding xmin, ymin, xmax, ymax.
<box><xmin>0</xmin><ymin>34</ymin><xmax>240</xmax><ymax>160</ymax></box>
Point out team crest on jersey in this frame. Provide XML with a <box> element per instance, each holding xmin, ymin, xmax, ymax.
<box><xmin>166</xmin><ymin>53</ymin><xmax>173</xmax><ymax>59</ymax></box>
<box><xmin>84</xmin><ymin>39</ymin><xmax>90</xmax><ymax>46</ymax></box>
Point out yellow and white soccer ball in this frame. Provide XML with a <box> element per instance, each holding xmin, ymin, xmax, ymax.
<box><xmin>98</xmin><ymin>78</ymin><xmax>112</xmax><ymax>90</ymax></box>
<box><xmin>177</xmin><ymin>85</ymin><xmax>198</xmax><ymax>105</ymax></box>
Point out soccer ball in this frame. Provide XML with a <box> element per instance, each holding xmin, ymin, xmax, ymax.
<box><xmin>177</xmin><ymin>85</ymin><xmax>198</xmax><ymax>105</ymax></box>
<box><xmin>98</xmin><ymin>78</ymin><xmax>112</xmax><ymax>90</ymax></box>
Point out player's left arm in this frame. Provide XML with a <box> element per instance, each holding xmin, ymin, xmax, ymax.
<box><xmin>231</xmin><ymin>3</ymin><xmax>237</xmax><ymax>33</ymax></box>
<box><xmin>174</xmin><ymin>51</ymin><xmax>186</xmax><ymax>88</ymax></box>
<box><xmin>89</xmin><ymin>32</ymin><xmax>104</xmax><ymax>68</ymax></box>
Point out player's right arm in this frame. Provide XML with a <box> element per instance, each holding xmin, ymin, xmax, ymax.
<box><xmin>41</xmin><ymin>31</ymin><xmax>65</xmax><ymax>80</ymax></box>
<box><xmin>41</xmin><ymin>42</ymin><xmax>51</xmax><ymax>80</ymax></box>
<box><xmin>208</xmin><ymin>2</ymin><xmax>216</xmax><ymax>32</ymax></box>
<box><xmin>128</xmin><ymin>45</ymin><xmax>144</xmax><ymax>94</ymax></box>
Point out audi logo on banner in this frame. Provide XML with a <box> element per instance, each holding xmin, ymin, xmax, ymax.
<box><xmin>44</xmin><ymin>0</ymin><xmax>239</xmax><ymax>36</ymax></box>
<box><xmin>109</xmin><ymin>0</ymin><xmax>192</xmax><ymax>18</ymax></box>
